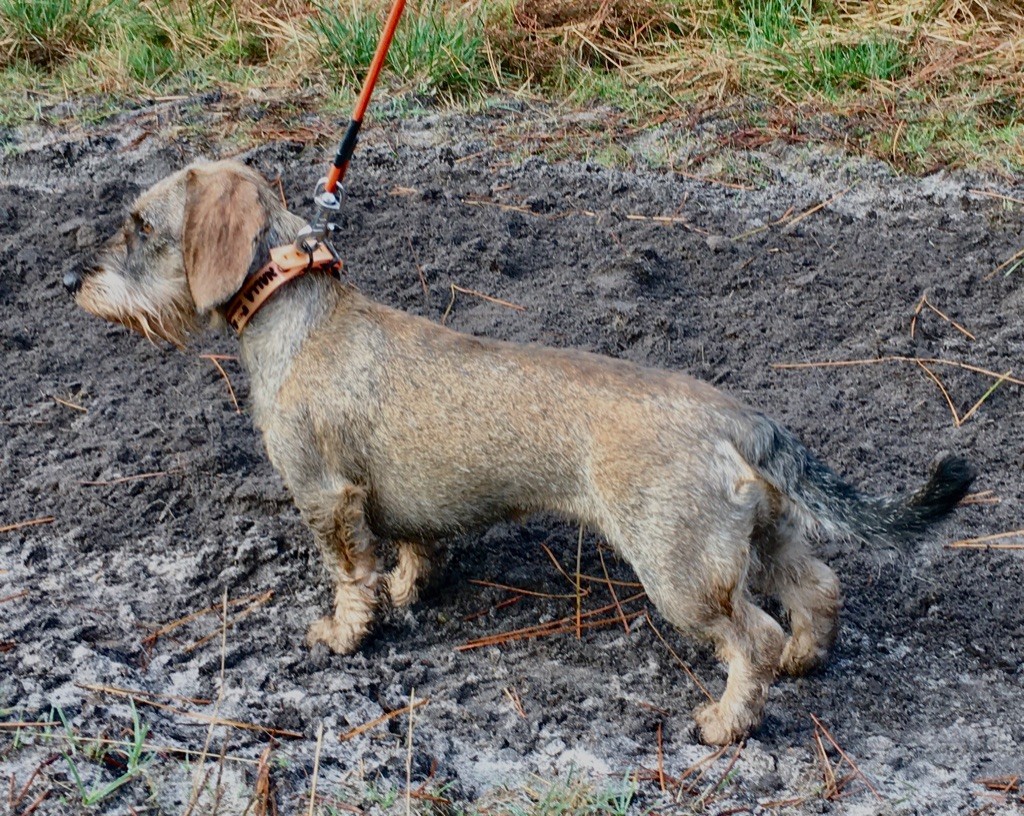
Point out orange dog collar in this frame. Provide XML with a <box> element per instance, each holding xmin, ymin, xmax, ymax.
<box><xmin>224</xmin><ymin>244</ymin><xmax>341</xmax><ymax>334</ymax></box>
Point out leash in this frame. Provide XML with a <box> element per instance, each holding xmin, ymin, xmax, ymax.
<box><xmin>229</xmin><ymin>0</ymin><xmax>407</xmax><ymax>334</ymax></box>
<box><xmin>294</xmin><ymin>0</ymin><xmax>408</xmax><ymax>255</ymax></box>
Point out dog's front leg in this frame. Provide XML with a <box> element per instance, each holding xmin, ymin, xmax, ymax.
<box><xmin>301</xmin><ymin>483</ymin><xmax>380</xmax><ymax>654</ymax></box>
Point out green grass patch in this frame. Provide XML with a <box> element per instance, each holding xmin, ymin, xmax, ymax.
<box><xmin>311</xmin><ymin>1</ymin><xmax>485</xmax><ymax>100</ymax></box>
<box><xmin>0</xmin><ymin>0</ymin><xmax>1022</xmax><ymax>170</ymax></box>
<box><xmin>499</xmin><ymin>771</ymin><xmax>639</xmax><ymax>816</ymax></box>
<box><xmin>721</xmin><ymin>0</ymin><xmax>812</xmax><ymax>51</ymax></box>
<box><xmin>803</xmin><ymin>38</ymin><xmax>907</xmax><ymax>95</ymax></box>
<box><xmin>0</xmin><ymin>0</ymin><xmax>108</xmax><ymax>67</ymax></box>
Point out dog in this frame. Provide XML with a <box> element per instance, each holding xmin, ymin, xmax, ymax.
<box><xmin>65</xmin><ymin>159</ymin><xmax>974</xmax><ymax>745</ymax></box>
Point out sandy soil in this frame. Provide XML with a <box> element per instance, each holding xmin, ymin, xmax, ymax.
<box><xmin>2</xmin><ymin>103</ymin><xmax>1023</xmax><ymax>815</ymax></box>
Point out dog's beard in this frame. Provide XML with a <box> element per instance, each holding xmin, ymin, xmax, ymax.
<box><xmin>117</xmin><ymin>310</ymin><xmax>193</xmax><ymax>348</ymax></box>
<box><xmin>76</xmin><ymin>267</ymin><xmax>198</xmax><ymax>348</ymax></box>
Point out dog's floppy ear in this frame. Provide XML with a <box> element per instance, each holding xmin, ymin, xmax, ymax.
<box><xmin>183</xmin><ymin>164</ymin><xmax>266</xmax><ymax>312</ymax></box>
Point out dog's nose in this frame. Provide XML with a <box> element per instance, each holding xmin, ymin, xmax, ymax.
<box><xmin>63</xmin><ymin>267</ymin><xmax>83</xmax><ymax>295</ymax></box>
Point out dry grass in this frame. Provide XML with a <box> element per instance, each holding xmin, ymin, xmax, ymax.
<box><xmin>0</xmin><ymin>0</ymin><xmax>1021</xmax><ymax>168</ymax></box>
<box><xmin>494</xmin><ymin>0</ymin><xmax>1024</xmax><ymax>168</ymax></box>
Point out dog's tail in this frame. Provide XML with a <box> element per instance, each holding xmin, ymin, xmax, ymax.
<box><xmin>736</xmin><ymin>412</ymin><xmax>975</xmax><ymax>544</ymax></box>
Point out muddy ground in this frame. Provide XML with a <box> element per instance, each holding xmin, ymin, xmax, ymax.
<box><xmin>2</xmin><ymin>103</ymin><xmax>1023</xmax><ymax>815</ymax></box>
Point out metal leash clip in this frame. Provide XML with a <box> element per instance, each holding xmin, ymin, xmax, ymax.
<box><xmin>294</xmin><ymin>177</ymin><xmax>346</xmax><ymax>261</ymax></box>
<box><xmin>290</xmin><ymin>0</ymin><xmax>405</xmax><ymax>280</ymax></box>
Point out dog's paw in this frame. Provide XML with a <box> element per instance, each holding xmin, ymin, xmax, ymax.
<box><xmin>693</xmin><ymin>701</ymin><xmax>750</xmax><ymax>746</ymax></box>
<box><xmin>386</xmin><ymin>578</ymin><xmax>420</xmax><ymax>609</ymax></box>
<box><xmin>305</xmin><ymin>616</ymin><xmax>366</xmax><ymax>654</ymax></box>
<box><xmin>779</xmin><ymin>636</ymin><xmax>829</xmax><ymax>677</ymax></box>
<box><xmin>386</xmin><ymin>542</ymin><xmax>435</xmax><ymax>609</ymax></box>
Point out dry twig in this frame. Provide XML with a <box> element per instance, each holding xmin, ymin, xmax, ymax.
<box><xmin>83</xmin><ymin>680</ymin><xmax>302</xmax><ymax>739</ymax></box>
<box><xmin>732</xmin><ymin>188</ymin><xmax>850</xmax><ymax>241</ymax></box>
<box><xmin>979</xmin><ymin>776</ymin><xmax>1020</xmax><ymax>793</ymax></box>
<box><xmin>201</xmin><ymin>354</ymin><xmax>242</xmax><ymax>414</ymax></box>
<box><xmin>253</xmin><ymin>745</ymin><xmax>276</xmax><ymax>816</ymax></box>
<box><xmin>959</xmin><ymin>370</ymin><xmax>1013</xmax><ymax>426</ymax></box>
<box><xmin>468</xmin><ymin>579</ymin><xmax>585</xmax><ymax>600</ymax></box>
<box><xmin>441</xmin><ymin>284</ymin><xmax>526</xmax><ymax>325</ymax></box>
<box><xmin>142</xmin><ymin>590</ymin><xmax>273</xmax><ymax>650</ymax></box>
<box><xmin>656</xmin><ymin>722</ymin><xmax>666</xmax><ymax>792</ymax></box>
<box><xmin>52</xmin><ymin>395</ymin><xmax>87</xmax><ymax>412</ymax></box>
<box><xmin>456</xmin><ymin>594</ymin><xmax>646</xmax><ymax>651</ymax></box>
<box><xmin>694</xmin><ymin>742</ymin><xmax>743</xmax><ymax>806</ymax></box>
<box><xmin>503</xmin><ymin>686</ymin><xmax>527</xmax><ymax>719</ymax></box>
<box><xmin>986</xmin><ymin>246</ymin><xmax>1024</xmax><ymax>280</ymax></box>
<box><xmin>17</xmin><ymin>788</ymin><xmax>49</xmax><ymax>816</ymax></box>
<box><xmin>642</xmin><ymin>610</ymin><xmax>713</xmax><ymax>702</ymax></box>
<box><xmin>77</xmin><ymin>683</ymin><xmax>211</xmax><ymax>707</ymax></box>
<box><xmin>815</xmin><ymin>728</ymin><xmax>844</xmax><ymax>799</ymax></box>
<box><xmin>406</xmin><ymin>235</ymin><xmax>429</xmax><ymax>300</ymax></box>
<box><xmin>783</xmin><ymin>188</ymin><xmax>851</xmax><ymax>230</ymax></box>
<box><xmin>598</xmin><ymin>545</ymin><xmax>630</xmax><ymax>634</ymax></box>
<box><xmin>0</xmin><ymin>721</ymin><xmax>60</xmax><ymax>729</ymax></box>
<box><xmin>773</xmin><ymin>355</ymin><xmax>1024</xmax><ymax>386</ymax></box>
<box><xmin>0</xmin><ymin>517</ymin><xmax>54</xmax><ymax>534</ymax></box>
<box><xmin>811</xmin><ymin>714</ymin><xmax>883</xmax><ymax>801</ymax></box>
<box><xmin>575</xmin><ymin>524</ymin><xmax>584</xmax><ymax>639</ymax></box>
<box><xmin>625</xmin><ymin>212</ymin><xmax>704</xmax><ymax>233</ymax></box>
<box><xmin>970</xmin><ymin>189</ymin><xmax>1024</xmax><ymax>206</ymax></box>
<box><xmin>538</xmin><ymin>540</ymin><xmax>583</xmax><ymax>590</ymax></box>
<box><xmin>677</xmin><ymin>744</ymin><xmax>731</xmax><ymax>794</ymax></box>
<box><xmin>915</xmin><ymin>360</ymin><xmax>961</xmax><ymax>426</ymax></box>
<box><xmin>338</xmin><ymin>698</ymin><xmax>429</xmax><ymax>742</ymax></box>
<box><xmin>947</xmin><ymin>530</ymin><xmax>1024</xmax><ymax>550</ymax></box>
<box><xmin>460</xmin><ymin>197</ymin><xmax>535</xmax><ymax>215</ymax></box>
<box><xmin>910</xmin><ymin>294</ymin><xmax>976</xmax><ymax>340</ymax></box>
<box><xmin>10</xmin><ymin>754</ymin><xmax>59</xmax><ymax>810</ymax></box>
<box><xmin>74</xmin><ymin>735</ymin><xmax>258</xmax><ymax>765</ymax></box>
<box><xmin>405</xmin><ymin>689</ymin><xmax>417</xmax><ymax>816</ymax></box>
<box><xmin>462</xmin><ymin>593</ymin><xmax>523</xmax><ymax>622</ymax></box>
<box><xmin>773</xmin><ymin>355</ymin><xmax>1019</xmax><ymax>427</ymax></box>
<box><xmin>959</xmin><ymin>491</ymin><xmax>1000</xmax><ymax>506</ymax></box>
<box><xmin>308</xmin><ymin>722</ymin><xmax>324</xmax><ymax>816</ymax></box>
<box><xmin>184</xmin><ymin>590</ymin><xmax>230</xmax><ymax>816</ymax></box>
<box><xmin>79</xmin><ymin>469</ymin><xmax>181</xmax><ymax>487</ymax></box>
<box><xmin>184</xmin><ymin>591</ymin><xmax>274</xmax><ymax>653</ymax></box>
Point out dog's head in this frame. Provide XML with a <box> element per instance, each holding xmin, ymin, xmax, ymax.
<box><xmin>66</xmin><ymin>160</ymin><xmax>293</xmax><ymax>345</ymax></box>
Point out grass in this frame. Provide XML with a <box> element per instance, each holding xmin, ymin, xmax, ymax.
<box><xmin>0</xmin><ymin>0</ymin><xmax>108</xmax><ymax>66</ymax></box>
<box><xmin>311</xmin><ymin>0</ymin><xmax>485</xmax><ymax>100</ymax></box>
<box><xmin>0</xmin><ymin>705</ymin><xmax>765</xmax><ymax>814</ymax></box>
<box><xmin>0</xmin><ymin>704</ymin><xmax>155</xmax><ymax>809</ymax></box>
<box><xmin>1</xmin><ymin>0</ymin><xmax>1022</xmax><ymax>169</ymax></box>
<box><xmin>506</xmin><ymin>772</ymin><xmax>639</xmax><ymax>816</ymax></box>
<box><xmin>56</xmin><ymin>702</ymin><xmax>155</xmax><ymax>807</ymax></box>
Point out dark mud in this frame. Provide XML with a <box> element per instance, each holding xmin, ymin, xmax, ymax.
<box><xmin>2</xmin><ymin>106</ymin><xmax>1023</xmax><ymax>814</ymax></box>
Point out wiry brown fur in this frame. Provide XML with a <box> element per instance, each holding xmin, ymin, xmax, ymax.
<box><xmin>71</xmin><ymin>160</ymin><xmax>973</xmax><ymax>745</ymax></box>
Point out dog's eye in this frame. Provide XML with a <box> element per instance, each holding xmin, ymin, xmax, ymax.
<box><xmin>132</xmin><ymin>212</ymin><xmax>154</xmax><ymax>238</ymax></box>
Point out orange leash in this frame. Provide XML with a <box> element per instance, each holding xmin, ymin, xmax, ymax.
<box><xmin>291</xmin><ymin>0</ymin><xmax>407</xmax><ymax>254</ymax></box>
<box><xmin>324</xmin><ymin>0</ymin><xmax>407</xmax><ymax>195</ymax></box>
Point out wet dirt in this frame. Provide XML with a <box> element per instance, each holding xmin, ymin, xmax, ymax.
<box><xmin>2</xmin><ymin>104</ymin><xmax>1023</xmax><ymax>814</ymax></box>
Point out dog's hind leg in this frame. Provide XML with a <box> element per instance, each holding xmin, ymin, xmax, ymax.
<box><xmin>617</xmin><ymin>519</ymin><xmax>785</xmax><ymax>745</ymax></box>
<box><xmin>600</xmin><ymin>463</ymin><xmax>784</xmax><ymax>744</ymax></box>
<box><xmin>760</xmin><ymin>512</ymin><xmax>841</xmax><ymax>676</ymax></box>
<box><xmin>386</xmin><ymin>541</ymin><xmax>437</xmax><ymax>608</ymax></box>
<box><xmin>301</xmin><ymin>483</ymin><xmax>381</xmax><ymax>654</ymax></box>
